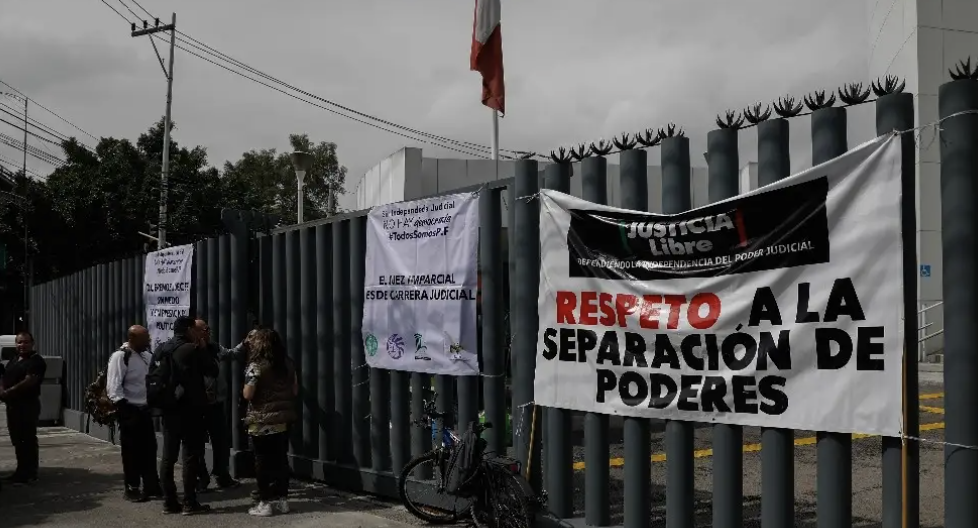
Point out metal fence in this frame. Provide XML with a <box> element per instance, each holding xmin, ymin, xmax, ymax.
<box><xmin>30</xmin><ymin>63</ymin><xmax>978</xmax><ymax>528</ymax></box>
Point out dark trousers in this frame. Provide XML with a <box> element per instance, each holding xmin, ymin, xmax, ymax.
<box><xmin>6</xmin><ymin>398</ymin><xmax>40</xmax><ymax>479</ymax></box>
<box><xmin>251</xmin><ymin>431</ymin><xmax>290</xmax><ymax>501</ymax></box>
<box><xmin>197</xmin><ymin>402</ymin><xmax>230</xmax><ymax>483</ymax></box>
<box><xmin>117</xmin><ymin>403</ymin><xmax>161</xmax><ymax>492</ymax></box>
<box><xmin>159</xmin><ymin>410</ymin><xmax>206</xmax><ymax>504</ymax></box>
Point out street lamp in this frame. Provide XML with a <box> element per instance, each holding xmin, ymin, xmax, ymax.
<box><xmin>289</xmin><ymin>151</ymin><xmax>313</xmax><ymax>224</ymax></box>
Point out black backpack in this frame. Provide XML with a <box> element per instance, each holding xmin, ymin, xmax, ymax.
<box><xmin>444</xmin><ymin>421</ymin><xmax>487</xmax><ymax>496</ymax></box>
<box><xmin>146</xmin><ymin>344</ymin><xmax>177</xmax><ymax>410</ymax></box>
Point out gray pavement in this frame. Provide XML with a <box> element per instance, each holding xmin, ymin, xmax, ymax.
<box><xmin>0</xmin><ymin>406</ymin><xmax>424</xmax><ymax>528</ymax></box>
<box><xmin>553</xmin><ymin>373</ymin><xmax>948</xmax><ymax>527</ymax></box>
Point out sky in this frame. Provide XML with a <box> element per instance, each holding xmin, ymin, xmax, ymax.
<box><xmin>0</xmin><ymin>0</ymin><xmax>876</xmax><ymax>211</ymax></box>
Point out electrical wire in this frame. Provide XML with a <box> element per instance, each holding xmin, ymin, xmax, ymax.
<box><xmin>0</xmin><ymin>116</ymin><xmax>64</xmax><ymax>147</ymax></box>
<box><xmin>112</xmin><ymin>0</ymin><xmax>517</xmax><ymax>159</ymax></box>
<box><xmin>0</xmin><ymin>155</ymin><xmax>43</xmax><ymax>179</ymax></box>
<box><xmin>0</xmin><ymin>100</ymin><xmax>97</xmax><ymax>152</ymax></box>
<box><xmin>0</xmin><ymin>133</ymin><xmax>66</xmax><ymax>167</ymax></box>
<box><xmin>0</xmin><ymin>79</ymin><xmax>99</xmax><ymax>141</ymax></box>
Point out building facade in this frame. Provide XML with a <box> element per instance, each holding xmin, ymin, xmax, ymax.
<box><xmin>867</xmin><ymin>0</ymin><xmax>977</xmax><ymax>356</ymax></box>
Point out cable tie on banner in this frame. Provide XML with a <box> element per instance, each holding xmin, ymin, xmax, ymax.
<box><xmin>517</xmin><ymin>192</ymin><xmax>540</xmax><ymax>203</ymax></box>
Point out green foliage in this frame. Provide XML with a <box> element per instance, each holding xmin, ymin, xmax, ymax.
<box><xmin>0</xmin><ymin>118</ymin><xmax>347</xmax><ymax>283</ymax></box>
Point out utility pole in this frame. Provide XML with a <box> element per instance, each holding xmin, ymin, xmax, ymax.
<box><xmin>132</xmin><ymin>13</ymin><xmax>176</xmax><ymax>249</ymax></box>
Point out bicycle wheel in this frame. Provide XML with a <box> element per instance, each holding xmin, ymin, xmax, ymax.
<box><xmin>483</xmin><ymin>468</ymin><xmax>535</xmax><ymax>528</ymax></box>
<box><xmin>398</xmin><ymin>450</ymin><xmax>472</xmax><ymax>524</ymax></box>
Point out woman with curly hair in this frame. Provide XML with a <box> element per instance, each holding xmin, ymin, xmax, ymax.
<box><xmin>241</xmin><ymin>328</ymin><xmax>297</xmax><ymax>517</ymax></box>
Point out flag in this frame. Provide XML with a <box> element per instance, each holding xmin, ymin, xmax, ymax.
<box><xmin>470</xmin><ymin>0</ymin><xmax>504</xmax><ymax>115</ymax></box>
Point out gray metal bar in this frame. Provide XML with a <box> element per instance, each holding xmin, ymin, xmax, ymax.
<box><xmin>349</xmin><ymin>216</ymin><xmax>371</xmax><ymax>468</ymax></box>
<box><xmin>219</xmin><ymin>235</ymin><xmax>232</xmax><ymax>436</ymax></box>
<box><xmin>877</xmin><ymin>92</ymin><xmax>919</xmax><ymax>528</ymax></box>
<box><xmin>480</xmin><ymin>188</ymin><xmax>507</xmax><ymax>457</ymax></box>
<box><xmin>122</xmin><ymin>257</ymin><xmax>132</xmax><ymax>329</ymax></box>
<box><xmin>389</xmin><ymin>368</ymin><xmax>410</xmax><ymax>472</ymax></box>
<box><xmin>540</xmin><ymin>163</ymin><xmax>573</xmax><ymax>518</ymax></box>
<box><xmin>96</xmin><ymin>263</ymin><xmax>106</xmax><ymax>365</ymax></box>
<box><xmin>332</xmin><ymin>220</ymin><xmax>352</xmax><ymax>463</ymax></box>
<box><xmin>756</xmin><ymin>118</ymin><xmax>796</xmax><ymax>528</ymax></box>
<box><xmin>300</xmin><ymin>226</ymin><xmax>319</xmax><ymax>458</ymax></box>
<box><xmin>661</xmin><ymin>135</ymin><xmax>695</xmax><ymax>528</ymax></box>
<box><xmin>258</xmin><ymin>235</ymin><xmax>273</xmax><ymax>327</ymax></box>
<box><xmin>110</xmin><ymin>261</ymin><xmax>119</xmax><ymax>354</ymax></box>
<box><xmin>135</xmin><ymin>256</ymin><xmax>143</xmax><ymax>325</ymax></box>
<box><xmin>619</xmin><ymin>148</ymin><xmax>653</xmax><ymax>528</ymax></box>
<box><xmin>940</xmin><ymin>77</ymin><xmax>978</xmax><ymax>528</ymax></box>
<box><xmin>315</xmin><ymin>224</ymin><xmax>336</xmax><ymax>462</ymax></box>
<box><xmin>580</xmin><ymin>155</ymin><xmax>611</xmax><ymax>526</ymax></box>
<box><xmin>195</xmin><ymin>242</ymin><xmax>208</xmax><ymax>326</ymax></box>
<box><xmin>707</xmin><ymin>128</ymin><xmax>744</xmax><ymax>528</ymax></box>
<box><xmin>514</xmin><ymin>158</ymin><xmax>543</xmax><ymax>493</ymax></box>
<box><xmin>285</xmin><ymin>229</ymin><xmax>302</xmax><ymax>453</ymax></box>
<box><xmin>811</xmin><ymin>106</ymin><xmax>852</xmax><ymax>528</ymax></box>
<box><xmin>206</xmin><ymin>237</ymin><xmax>220</xmax><ymax>346</ymax></box>
<box><xmin>507</xmin><ymin>182</ymin><xmax>518</xmax><ymax>448</ymax></box>
<box><xmin>229</xmin><ymin>231</ymin><xmax>248</xmax><ymax>454</ymax></box>
<box><xmin>410</xmin><ymin>372</ymin><xmax>433</xmax><ymax>479</ymax></box>
<box><xmin>271</xmin><ymin>232</ymin><xmax>287</xmax><ymax>367</ymax></box>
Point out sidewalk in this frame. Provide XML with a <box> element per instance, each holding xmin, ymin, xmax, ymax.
<box><xmin>0</xmin><ymin>406</ymin><xmax>421</xmax><ymax>527</ymax></box>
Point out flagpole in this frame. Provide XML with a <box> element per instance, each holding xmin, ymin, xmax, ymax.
<box><xmin>490</xmin><ymin>108</ymin><xmax>500</xmax><ymax>161</ymax></box>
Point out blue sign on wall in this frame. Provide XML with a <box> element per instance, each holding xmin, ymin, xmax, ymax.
<box><xmin>920</xmin><ymin>264</ymin><xmax>931</xmax><ymax>278</ymax></box>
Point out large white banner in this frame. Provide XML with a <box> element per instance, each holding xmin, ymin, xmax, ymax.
<box><xmin>144</xmin><ymin>244</ymin><xmax>194</xmax><ymax>350</ymax></box>
<box><xmin>363</xmin><ymin>192</ymin><xmax>480</xmax><ymax>376</ymax></box>
<box><xmin>534</xmin><ymin>135</ymin><xmax>904</xmax><ymax>436</ymax></box>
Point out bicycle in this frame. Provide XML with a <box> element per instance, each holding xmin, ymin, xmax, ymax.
<box><xmin>397</xmin><ymin>392</ymin><xmax>539</xmax><ymax>528</ymax></box>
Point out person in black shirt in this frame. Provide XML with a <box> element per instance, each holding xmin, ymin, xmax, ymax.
<box><xmin>0</xmin><ymin>331</ymin><xmax>47</xmax><ymax>485</ymax></box>
<box><xmin>156</xmin><ymin>316</ymin><xmax>216</xmax><ymax>515</ymax></box>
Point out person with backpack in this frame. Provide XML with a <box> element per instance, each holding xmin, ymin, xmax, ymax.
<box><xmin>241</xmin><ymin>328</ymin><xmax>297</xmax><ymax>517</ymax></box>
<box><xmin>147</xmin><ymin>315</ymin><xmax>216</xmax><ymax>515</ymax></box>
<box><xmin>106</xmin><ymin>325</ymin><xmax>163</xmax><ymax>502</ymax></box>
<box><xmin>0</xmin><ymin>331</ymin><xmax>46</xmax><ymax>486</ymax></box>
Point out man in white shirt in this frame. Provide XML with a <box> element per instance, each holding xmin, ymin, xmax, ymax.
<box><xmin>106</xmin><ymin>325</ymin><xmax>163</xmax><ymax>502</ymax></box>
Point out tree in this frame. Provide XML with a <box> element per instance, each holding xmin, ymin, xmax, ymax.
<box><xmin>0</xmin><ymin>121</ymin><xmax>348</xmax><ymax>288</ymax></box>
<box><xmin>222</xmin><ymin>133</ymin><xmax>347</xmax><ymax>225</ymax></box>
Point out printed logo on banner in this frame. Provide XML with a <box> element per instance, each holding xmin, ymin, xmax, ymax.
<box><xmin>567</xmin><ymin>176</ymin><xmax>830</xmax><ymax>281</ymax></box>
<box><xmin>387</xmin><ymin>334</ymin><xmax>405</xmax><ymax>359</ymax></box>
<box><xmin>364</xmin><ymin>333</ymin><xmax>378</xmax><ymax>357</ymax></box>
<box><xmin>414</xmin><ymin>333</ymin><xmax>431</xmax><ymax>361</ymax></box>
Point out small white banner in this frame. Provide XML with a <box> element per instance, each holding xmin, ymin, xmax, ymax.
<box><xmin>363</xmin><ymin>193</ymin><xmax>480</xmax><ymax>376</ymax></box>
<box><xmin>144</xmin><ymin>244</ymin><xmax>194</xmax><ymax>350</ymax></box>
<box><xmin>534</xmin><ymin>134</ymin><xmax>904</xmax><ymax>436</ymax></box>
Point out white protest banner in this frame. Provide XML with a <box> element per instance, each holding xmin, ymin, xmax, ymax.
<box><xmin>534</xmin><ymin>134</ymin><xmax>904</xmax><ymax>436</ymax></box>
<box><xmin>144</xmin><ymin>244</ymin><xmax>194</xmax><ymax>350</ymax></box>
<box><xmin>363</xmin><ymin>192</ymin><xmax>480</xmax><ymax>376</ymax></box>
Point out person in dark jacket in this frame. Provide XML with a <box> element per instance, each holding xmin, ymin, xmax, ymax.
<box><xmin>242</xmin><ymin>328</ymin><xmax>297</xmax><ymax>517</ymax></box>
<box><xmin>193</xmin><ymin>318</ymin><xmax>244</xmax><ymax>492</ymax></box>
<box><xmin>0</xmin><ymin>331</ymin><xmax>46</xmax><ymax>485</ymax></box>
<box><xmin>156</xmin><ymin>316</ymin><xmax>216</xmax><ymax>515</ymax></box>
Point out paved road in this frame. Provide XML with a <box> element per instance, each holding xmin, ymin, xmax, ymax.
<box><xmin>0</xmin><ymin>370</ymin><xmax>950</xmax><ymax>527</ymax></box>
<box><xmin>554</xmin><ymin>372</ymin><xmax>948</xmax><ymax>527</ymax></box>
<box><xmin>0</xmin><ymin>407</ymin><xmax>424</xmax><ymax>528</ymax></box>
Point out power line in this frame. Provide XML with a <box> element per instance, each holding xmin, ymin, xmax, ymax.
<box><xmin>0</xmin><ymin>133</ymin><xmax>66</xmax><ymax>167</ymax></box>
<box><xmin>0</xmin><ymin>114</ymin><xmax>64</xmax><ymax>148</ymax></box>
<box><xmin>0</xmin><ymin>154</ymin><xmax>44</xmax><ymax>179</ymax></box>
<box><xmin>0</xmin><ymin>100</ymin><xmax>96</xmax><ymax>152</ymax></box>
<box><xmin>110</xmin><ymin>0</ymin><xmax>516</xmax><ymax>159</ymax></box>
<box><xmin>0</xmin><ymin>79</ymin><xmax>99</xmax><ymax>141</ymax></box>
